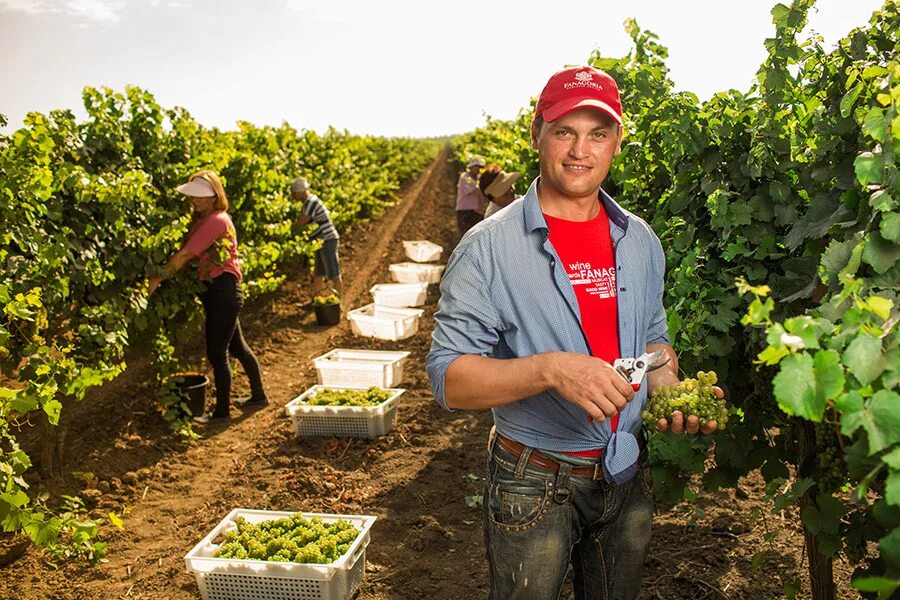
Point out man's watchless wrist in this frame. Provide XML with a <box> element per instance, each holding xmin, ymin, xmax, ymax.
<box><xmin>538</xmin><ymin>352</ymin><xmax>562</xmax><ymax>392</ymax></box>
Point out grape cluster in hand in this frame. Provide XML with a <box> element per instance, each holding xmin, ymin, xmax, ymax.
<box><xmin>642</xmin><ymin>371</ymin><xmax>728</xmax><ymax>430</ymax></box>
<box><xmin>214</xmin><ymin>514</ymin><xmax>360</xmax><ymax>564</ymax></box>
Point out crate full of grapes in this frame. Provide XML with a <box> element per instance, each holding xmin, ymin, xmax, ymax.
<box><xmin>285</xmin><ymin>385</ymin><xmax>405</xmax><ymax>438</ymax></box>
<box><xmin>184</xmin><ymin>509</ymin><xmax>377</xmax><ymax>600</ymax></box>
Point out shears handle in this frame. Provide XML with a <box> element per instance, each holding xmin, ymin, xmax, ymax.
<box><xmin>587</xmin><ymin>370</ymin><xmax>640</xmax><ymax>422</ymax></box>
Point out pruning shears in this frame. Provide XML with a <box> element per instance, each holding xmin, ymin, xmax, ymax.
<box><xmin>613</xmin><ymin>349</ymin><xmax>670</xmax><ymax>391</ymax></box>
<box><xmin>586</xmin><ymin>349</ymin><xmax>670</xmax><ymax>423</ymax></box>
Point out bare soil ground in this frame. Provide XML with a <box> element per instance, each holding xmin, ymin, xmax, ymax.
<box><xmin>0</xmin><ymin>148</ymin><xmax>862</xmax><ymax>600</ymax></box>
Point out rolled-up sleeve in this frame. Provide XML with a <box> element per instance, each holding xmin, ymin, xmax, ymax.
<box><xmin>426</xmin><ymin>249</ymin><xmax>500</xmax><ymax>410</ymax></box>
<box><xmin>646</xmin><ymin>231</ymin><xmax>670</xmax><ymax>346</ymax></box>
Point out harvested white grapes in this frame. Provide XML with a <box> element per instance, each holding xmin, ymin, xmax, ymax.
<box><xmin>213</xmin><ymin>514</ymin><xmax>359</xmax><ymax>563</ymax></box>
<box><xmin>642</xmin><ymin>371</ymin><xmax>728</xmax><ymax>430</ymax></box>
<box><xmin>306</xmin><ymin>386</ymin><xmax>391</xmax><ymax>407</ymax></box>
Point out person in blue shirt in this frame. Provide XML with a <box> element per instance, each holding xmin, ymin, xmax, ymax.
<box><xmin>427</xmin><ymin>66</ymin><xmax>723</xmax><ymax>600</ymax></box>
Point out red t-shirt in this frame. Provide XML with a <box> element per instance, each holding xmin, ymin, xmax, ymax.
<box><xmin>182</xmin><ymin>211</ymin><xmax>242</xmax><ymax>282</ymax></box>
<box><xmin>545</xmin><ymin>204</ymin><xmax>620</xmax><ymax>457</ymax></box>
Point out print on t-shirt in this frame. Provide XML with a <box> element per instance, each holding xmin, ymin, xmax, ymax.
<box><xmin>566</xmin><ymin>261</ymin><xmax>617</xmax><ymax>300</ymax></box>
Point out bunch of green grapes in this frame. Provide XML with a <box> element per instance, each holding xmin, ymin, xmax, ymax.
<box><xmin>306</xmin><ymin>386</ymin><xmax>391</xmax><ymax>407</ymax></box>
<box><xmin>313</xmin><ymin>293</ymin><xmax>340</xmax><ymax>306</ymax></box>
<box><xmin>641</xmin><ymin>371</ymin><xmax>728</xmax><ymax>430</ymax></box>
<box><xmin>214</xmin><ymin>514</ymin><xmax>360</xmax><ymax>564</ymax></box>
<box><xmin>814</xmin><ymin>422</ymin><xmax>846</xmax><ymax>493</ymax></box>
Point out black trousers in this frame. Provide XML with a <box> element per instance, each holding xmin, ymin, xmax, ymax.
<box><xmin>198</xmin><ymin>273</ymin><xmax>265</xmax><ymax>416</ymax></box>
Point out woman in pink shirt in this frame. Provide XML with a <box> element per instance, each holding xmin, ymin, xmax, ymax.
<box><xmin>148</xmin><ymin>170</ymin><xmax>267</xmax><ymax>424</ymax></box>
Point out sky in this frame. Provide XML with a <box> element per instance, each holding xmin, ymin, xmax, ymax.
<box><xmin>0</xmin><ymin>0</ymin><xmax>888</xmax><ymax>138</ymax></box>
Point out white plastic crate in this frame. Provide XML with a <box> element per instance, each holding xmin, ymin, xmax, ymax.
<box><xmin>388</xmin><ymin>262</ymin><xmax>445</xmax><ymax>285</ymax></box>
<box><xmin>402</xmin><ymin>239</ymin><xmax>443</xmax><ymax>263</ymax></box>
<box><xmin>312</xmin><ymin>348</ymin><xmax>411</xmax><ymax>388</ymax></box>
<box><xmin>285</xmin><ymin>385</ymin><xmax>405</xmax><ymax>438</ymax></box>
<box><xmin>184</xmin><ymin>509</ymin><xmax>377</xmax><ymax>600</ymax></box>
<box><xmin>369</xmin><ymin>282</ymin><xmax>428</xmax><ymax>308</ymax></box>
<box><xmin>347</xmin><ymin>303</ymin><xmax>423</xmax><ymax>341</ymax></box>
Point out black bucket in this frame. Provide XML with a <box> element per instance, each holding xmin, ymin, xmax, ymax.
<box><xmin>170</xmin><ymin>373</ymin><xmax>209</xmax><ymax>416</ymax></box>
<box><xmin>314</xmin><ymin>303</ymin><xmax>341</xmax><ymax>326</ymax></box>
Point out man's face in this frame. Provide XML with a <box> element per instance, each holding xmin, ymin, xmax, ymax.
<box><xmin>292</xmin><ymin>189</ymin><xmax>309</xmax><ymax>201</ymax></box>
<box><xmin>533</xmin><ymin>108</ymin><xmax>621</xmax><ymax>202</ymax></box>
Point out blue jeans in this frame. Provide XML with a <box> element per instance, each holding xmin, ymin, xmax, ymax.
<box><xmin>313</xmin><ymin>238</ymin><xmax>341</xmax><ymax>280</ymax></box>
<box><xmin>483</xmin><ymin>431</ymin><xmax>653</xmax><ymax>600</ymax></box>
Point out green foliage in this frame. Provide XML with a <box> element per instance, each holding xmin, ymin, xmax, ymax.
<box><xmin>0</xmin><ymin>88</ymin><xmax>438</xmax><ymax>560</ymax></box>
<box><xmin>455</xmin><ymin>0</ymin><xmax>900</xmax><ymax>589</ymax></box>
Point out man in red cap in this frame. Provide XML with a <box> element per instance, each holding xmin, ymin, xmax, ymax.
<box><xmin>427</xmin><ymin>66</ymin><xmax>720</xmax><ymax>599</ymax></box>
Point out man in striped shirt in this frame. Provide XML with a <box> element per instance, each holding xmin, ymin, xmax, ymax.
<box><xmin>292</xmin><ymin>177</ymin><xmax>343</xmax><ymax>298</ymax></box>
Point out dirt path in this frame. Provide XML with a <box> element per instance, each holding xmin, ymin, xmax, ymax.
<box><xmin>1</xmin><ymin>148</ymin><xmax>862</xmax><ymax>600</ymax></box>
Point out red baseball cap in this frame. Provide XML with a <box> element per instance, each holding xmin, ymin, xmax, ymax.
<box><xmin>535</xmin><ymin>66</ymin><xmax>622</xmax><ymax>125</ymax></box>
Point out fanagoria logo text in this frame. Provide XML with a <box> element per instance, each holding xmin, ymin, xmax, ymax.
<box><xmin>564</xmin><ymin>70</ymin><xmax>604</xmax><ymax>91</ymax></box>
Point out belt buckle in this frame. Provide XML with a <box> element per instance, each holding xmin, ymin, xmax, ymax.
<box><xmin>592</xmin><ymin>462</ymin><xmax>604</xmax><ymax>481</ymax></box>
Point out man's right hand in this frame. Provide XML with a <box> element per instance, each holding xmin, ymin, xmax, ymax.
<box><xmin>546</xmin><ymin>352</ymin><xmax>635</xmax><ymax>421</ymax></box>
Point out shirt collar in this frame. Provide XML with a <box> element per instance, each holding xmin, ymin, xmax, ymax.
<box><xmin>522</xmin><ymin>177</ymin><xmax>630</xmax><ymax>233</ymax></box>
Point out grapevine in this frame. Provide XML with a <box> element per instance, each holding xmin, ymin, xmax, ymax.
<box><xmin>642</xmin><ymin>371</ymin><xmax>729</xmax><ymax>430</ymax></box>
<box><xmin>213</xmin><ymin>515</ymin><xmax>359</xmax><ymax>564</ymax></box>
<box><xmin>0</xmin><ymin>86</ymin><xmax>438</xmax><ymax>557</ymax></box>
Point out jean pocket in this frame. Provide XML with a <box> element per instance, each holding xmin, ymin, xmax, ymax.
<box><xmin>488</xmin><ymin>480</ymin><xmax>552</xmax><ymax>530</ymax></box>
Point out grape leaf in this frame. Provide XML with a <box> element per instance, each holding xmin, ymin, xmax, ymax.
<box><xmin>783</xmin><ymin>316</ymin><xmax>821</xmax><ymax>349</ymax></box>
<box><xmin>862</xmin><ymin>107</ymin><xmax>887</xmax><ymax>142</ymax></box>
<box><xmin>773</xmin><ymin>478</ymin><xmax>816</xmax><ymax>512</ymax></box>
<box><xmin>23</xmin><ymin>514</ymin><xmax>61</xmax><ymax>546</ymax></box>
<box><xmin>886</xmin><ymin>468</ymin><xmax>900</xmax><ymax>508</ymax></box>
<box><xmin>843</xmin><ymin>333</ymin><xmax>886</xmax><ymax>385</ymax></box>
<box><xmin>855</xmin><ymin>152</ymin><xmax>883</xmax><ymax>186</ymax></box>
<box><xmin>820</xmin><ymin>235</ymin><xmax>863</xmax><ymax>281</ymax></box>
<box><xmin>864</xmin><ymin>296</ymin><xmax>893</xmax><ymax>320</ymax></box>
<box><xmin>879</xmin><ymin>528</ymin><xmax>900</xmax><ymax>574</ymax></box>
<box><xmin>869</xmin><ymin>190</ymin><xmax>896</xmax><ymax>212</ymax></box>
<box><xmin>862</xmin><ymin>391</ymin><xmax>900</xmax><ymax>455</ymax></box>
<box><xmin>863</xmin><ymin>231</ymin><xmax>900</xmax><ymax>274</ymax></box>
<box><xmin>840</xmin><ymin>82</ymin><xmax>864</xmax><ymax>118</ymax></box>
<box><xmin>772</xmin><ymin>351</ymin><xmax>843</xmax><ymax>421</ymax></box>
<box><xmin>771</xmin><ymin>3</ymin><xmax>790</xmax><ymax>27</ymax></box>
<box><xmin>881</xmin><ymin>213</ymin><xmax>900</xmax><ymax>243</ymax></box>
<box><xmin>853</xmin><ymin>577</ymin><xmax>900</xmax><ymax>595</ymax></box>
<box><xmin>837</xmin><ymin>391</ymin><xmax>865</xmax><ymax>437</ymax></box>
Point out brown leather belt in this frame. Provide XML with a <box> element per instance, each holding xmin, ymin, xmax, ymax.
<box><xmin>495</xmin><ymin>434</ymin><xmax>605</xmax><ymax>481</ymax></box>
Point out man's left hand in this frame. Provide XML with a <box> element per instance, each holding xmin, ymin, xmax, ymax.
<box><xmin>655</xmin><ymin>385</ymin><xmax>724</xmax><ymax>435</ymax></box>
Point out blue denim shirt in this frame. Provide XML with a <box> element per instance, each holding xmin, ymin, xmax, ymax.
<box><xmin>426</xmin><ymin>177</ymin><xmax>670</xmax><ymax>484</ymax></box>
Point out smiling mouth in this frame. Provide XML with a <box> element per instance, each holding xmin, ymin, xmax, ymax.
<box><xmin>563</xmin><ymin>164</ymin><xmax>592</xmax><ymax>171</ymax></box>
